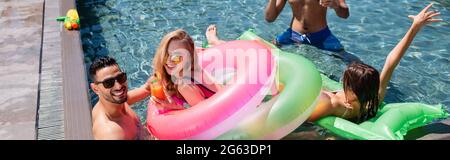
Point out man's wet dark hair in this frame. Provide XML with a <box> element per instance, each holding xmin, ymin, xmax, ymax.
<box><xmin>89</xmin><ymin>56</ymin><xmax>119</xmax><ymax>81</ymax></box>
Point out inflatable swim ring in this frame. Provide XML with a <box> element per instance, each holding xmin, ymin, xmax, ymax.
<box><xmin>146</xmin><ymin>29</ymin><xmax>323</xmax><ymax>140</ymax></box>
<box><xmin>216</xmin><ymin>30</ymin><xmax>322</xmax><ymax>139</ymax></box>
<box><xmin>147</xmin><ymin>40</ymin><xmax>277</xmax><ymax>140</ymax></box>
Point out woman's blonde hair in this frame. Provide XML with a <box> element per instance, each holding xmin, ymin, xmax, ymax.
<box><xmin>152</xmin><ymin>29</ymin><xmax>197</xmax><ymax>95</ymax></box>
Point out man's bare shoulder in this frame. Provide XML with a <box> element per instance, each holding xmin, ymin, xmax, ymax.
<box><xmin>124</xmin><ymin>104</ymin><xmax>141</xmax><ymax>122</ymax></box>
<box><xmin>92</xmin><ymin>104</ymin><xmax>124</xmax><ymax>140</ymax></box>
<box><xmin>92</xmin><ymin>116</ymin><xmax>124</xmax><ymax>140</ymax></box>
<box><xmin>92</xmin><ymin>103</ymin><xmax>103</xmax><ymax>120</ymax></box>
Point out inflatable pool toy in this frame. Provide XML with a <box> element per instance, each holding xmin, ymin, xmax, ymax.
<box><xmin>316</xmin><ymin>74</ymin><xmax>449</xmax><ymax>140</ymax></box>
<box><xmin>146</xmin><ymin>29</ymin><xmax>323</xmax><ymax>140</ymax></box>
<box><xmin>147</xmin><ymin>40</ymin><xmax>277</xmax><ymax>140</ymax></box>
<box><xmin>215</xmin><ymin>30</ymin><xmax>322</xmax><ymax>140</ymax></box>
<box><xmin>147</xmin><ymin>29</ymin><xmax>446</xmax><ymax>140</ymax></box>
<box><xmin>57</xmin><ymin>9</ymin><xmax>80</xmax><ymax>30</ymax></box>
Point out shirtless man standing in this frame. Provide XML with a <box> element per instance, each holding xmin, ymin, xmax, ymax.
<box><xmin>265</xmin><ymin>0</ymin><xmax>349</xmax><ymax>53</ymax></box>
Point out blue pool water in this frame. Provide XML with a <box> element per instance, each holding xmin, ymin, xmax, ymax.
<box><xmin>78</xmin><ymin>0</ymin><xmax>450</xmax><ymax>139</ymax></box>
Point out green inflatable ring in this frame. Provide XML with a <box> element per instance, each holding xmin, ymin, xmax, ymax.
<box><xmin>211</xmin><ymin>29</ymin><xmax>322</xmax><ymax>139</ymax></box>
<box><xmin>317</xmin><ymin>74</ymin><xmax>449</xmax><ymax>140</ymax></box>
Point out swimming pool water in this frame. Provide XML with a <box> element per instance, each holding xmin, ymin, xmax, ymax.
<box><xmin>78</xmin><ymin>0</ymin><xmax>450</xmax><ymax>139</ymax></box>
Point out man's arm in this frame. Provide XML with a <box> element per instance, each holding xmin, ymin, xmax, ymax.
<box><xmin>321</xmin><ymin>0</ymin><xmax>349</xmax><ymax>19</ymax></box>
<box><xmin>334</xmin><ymin>0</ymin><xmax>349</xmax><ymax>19</ymax></box>
<box><xmin>265</xmin><ymin>0</ymin><xmax>287</xmax><ymax>22</ymax></box>
<box><xmin>127</xmin><ymin>79</ymin><xmax>152</xmax><ymax>105</ymax></box>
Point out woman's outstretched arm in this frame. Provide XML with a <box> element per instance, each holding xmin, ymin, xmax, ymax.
<box><xmin>379</xmin><ymin>3</ymin><xmax>442</xmax><ymax>103</ymax></box>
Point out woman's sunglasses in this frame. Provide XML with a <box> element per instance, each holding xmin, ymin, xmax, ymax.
<box><xmin>168</xmin><ymin>54</ymin><xmax>182</xmax><ymax>64</ymax></box>
<box><xmin>95</xmin><ymin>72</ymin><xmax>127</xmax><ymax>89</ymax></box>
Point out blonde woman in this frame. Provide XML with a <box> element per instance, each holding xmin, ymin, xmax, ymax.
<box><xmin>149</xmin><ymin>25</ymin><xmax>225</xmax><ymax>111</ymax></box>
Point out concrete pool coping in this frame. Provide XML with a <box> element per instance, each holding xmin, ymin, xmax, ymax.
<box><xmin>407</xmin><ymin>119</ymin><xmax>450</xmax><ymax>140</ymax></box>
<box><xmin>37</xmin><ymin>0</ymin><xmax>92</xmax><ymax>140</ymax></box>
<box><xmin>59</xmin><ymin>0</ymin><xmax>93</xmax><ymax>140</ymax></box>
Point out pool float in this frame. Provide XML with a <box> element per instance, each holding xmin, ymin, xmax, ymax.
<box><xmin>57</xmin><ymin>9</ymin><xmax>80</xmax><ymax>30</ymax></box>
<box><xmin>215</xmin><ymin>29</ymin><xmax>322</xmax><ymax>139</ymax></box>
<box><xmin>316</xmin><ymin>74</ymin><xmax>449</xmax><ymax>140</ymax></box>
<box><xmin>147</xmin><ymin>40</ymin><xmax>277</xmax><ymax>140</ymax></box>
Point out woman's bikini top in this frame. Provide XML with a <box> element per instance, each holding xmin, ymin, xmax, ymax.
<box><xmin>330</xmin><ymin>90</ymin><xmax>353</xmax><ymax>118</ymax></box>
<box><xmin>170</xmin><ymin>77</ymin><xmax>216</xmax><ymax>107</ymax></box>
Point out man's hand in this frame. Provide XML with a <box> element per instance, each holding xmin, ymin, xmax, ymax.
<box><xmin>265</xmin><ymin>0</ymin><xmax>287</xmax><ymax>22</ymax></box>
<box><xmin>408</xmin><ymin>3</ymin><xmax>442</xmax><ymax>29</ymax></box>
<box><xmin>150</xmin><ymin>95</ymin><xmax>182</xmax><ymax>111</ymax></box>
<box><xmin>321</xmin><ymin>0</ymin><xmax>349</xmax><ymax>19</ymax></box>
<box><xmin>320</xmin><ymin>0</ymin><xmax>340</xmax><ymax>9</ymax></box>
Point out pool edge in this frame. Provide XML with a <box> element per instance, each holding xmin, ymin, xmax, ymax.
<box><xmin>60</xmin><ymin>0</ymin><xmax>93</xmax><ymax>140</ymax></box>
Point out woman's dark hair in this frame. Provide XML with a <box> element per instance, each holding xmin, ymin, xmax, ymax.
<box><xmin>343</xmin><ymin>62</ymin><xmax>380</xmax><ymax>123</ymax></box>
<box><xmin>89</xmin><ymin>56</ymin><xmax>119</xmax><ymax>81</ymax></box>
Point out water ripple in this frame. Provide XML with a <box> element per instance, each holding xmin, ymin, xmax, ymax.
<box><xmin>78</xmin><ymin>0</ymin><xmax>450</xmax><ymax>129</ymax></box>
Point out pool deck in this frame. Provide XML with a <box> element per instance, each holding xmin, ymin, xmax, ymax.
<box><xmin>407</xmin><ymin>119</ymin><xmax>450</xmax><ymax>140</ymax></box>
<box><xmin>0</xmin><ymin>0</ymin><xmax>43</xmax><ymax>140</ymax></box>
<box><xmin>282</xmin><ymin>119</ymin><xmax>450</xmax><ymax>140</ymax></box>
<box><xmin>0</xmin><ymin>0</ymin><xmax>92</xmax><ymax>140</ymax></box>
<box><xmin>0</xmin><ymin>0</ymin><xmax>448</xmax><ymax>140</ymax></box>
<box><xmin>37</xmin><ymin>0</ymin><xmax>64</xmax><ymax>140</ymax></box>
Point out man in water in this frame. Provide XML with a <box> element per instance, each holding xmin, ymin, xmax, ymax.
<box><xmin>90</xmin><ymin>56</ymin><xmax>153</xmax><ymax>140</ymax></box>
<box><xmin>265</xmin><ymin>0</ymin><xmax>360</xmax><ymax>62</ymax></box>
